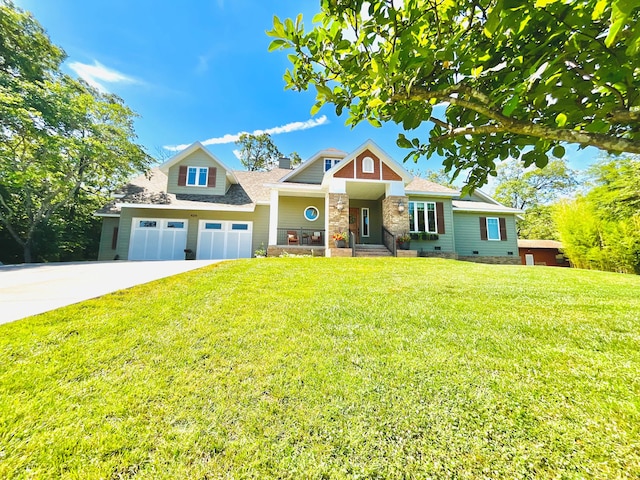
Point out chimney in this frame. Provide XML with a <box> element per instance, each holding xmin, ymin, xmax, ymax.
<box><xmin>278</xmin><ymin>156</ymin><xmax>291</xmax><ymax>169</ymax></box>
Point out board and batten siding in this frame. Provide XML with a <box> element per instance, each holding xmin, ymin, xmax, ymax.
<box><xmin>286</xmin><ymin>159</ymin><xmax>325</xmax><ymax>184</ymax></box>
<box><xmin>277</xmin><ymin>196</ymin><xmax>326</xmax><ymax>230</ymax></box>
<box><xmin>405</xmin><ymin>197</ymin><xmax>455</xmax><ymax>253</ymax></box>
<box><xmin>453</xmin><ymin>212</ymin><xmax>518</xmax><ymax>256</ymax></box>
<box><xmin>167</xmin><ymin>150</ymin><xmax>227</xmax><ymax>195</ymax></box>
<box><xmin>97</xmin><ymin>217</ymin><xmax>121</xmax><ymax>261</ymax></box>
<box><xmin>113</xmin><ymin>206</ymin><xmax>270</xmax><ymax>260</ymax></box>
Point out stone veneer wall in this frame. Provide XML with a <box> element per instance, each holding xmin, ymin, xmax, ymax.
<box><xmin>382</xmin><ymin>195</ymin><xmax>409</xmax><ymax>236</ymax></box>
<box><xmin>327</xmin><ymin>193</ymin><xmax>350</xmax><ymax>239</ymax></box>
<box><xmin>326</xmin><ymin>247</ymin><xmax>352</xmax><ymax>257</ymax></box>
<box><xmin>267</xmin><ymin>246</ymin><xmax>325</xmax><ymax>257</ymax></box>
<box><xmin>458</xmin><ymin>255</ymin><xmax>521</xmax><ymax>265</ymax></box>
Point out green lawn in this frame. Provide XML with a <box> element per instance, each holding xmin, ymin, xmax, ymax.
<box><xmin>1</xmin><ymin>258</ymin><xmax>639</xmax><ymax>479</ymax></box>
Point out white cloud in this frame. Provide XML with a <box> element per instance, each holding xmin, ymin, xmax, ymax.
<box><xmin>68</xmin><ymin>60</ymin><xmax>137</xmax><ymax>92</ymax></box>
<box><xmin>164</xmin><ymin>115</ymin><xmax>329</xmax><ymax>152</ymax></box>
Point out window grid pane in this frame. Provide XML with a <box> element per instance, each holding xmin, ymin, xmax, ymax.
<box><xmin>187</xmin><ymin>167</ymin><xmax>197</xmax><ymax>185</ymax></box>
<box><xmin>198</xmin><ymin>168</ymin><xmax>208</xmax><ymax>186</ymax></box>
<box><xmin>427</xmin><ymin>203</ymin><xmax>436</xmax><ymax>233</ymax></box>
<box><xmin>487</xmin><ymin>218</ymin><xmax>500</xmax><ymax>240</ymax></box>
<box><xmin>408</xmin><ymin>202</ymin><xmax>415</xmax><ymax>232</ymax></box>
<box><xmin>417</xmin><ymin>203</ymin><xmax>426</xmax><ymax>232</ymax></box>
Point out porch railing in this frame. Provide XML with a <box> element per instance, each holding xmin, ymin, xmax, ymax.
<box><xmin>382</xmin><ymin>226</ymin><xmax>397</xmax><ymax>257</ymax></box>
<box><xmin>277</xmin><ymin>228</ymin><xmax>325</xmax><ymax>246</ymax></box>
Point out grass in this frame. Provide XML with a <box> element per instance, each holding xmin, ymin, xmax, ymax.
<box><xmin>1</xmin><ymin>258</ymin><xmax>639</xmax><ymax>479</ymax></box>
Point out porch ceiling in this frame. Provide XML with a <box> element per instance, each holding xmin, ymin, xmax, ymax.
<box><xmin>345</xmin><ymin>181</ymin><xmax>386</xmax><ymax>200</ymax></box>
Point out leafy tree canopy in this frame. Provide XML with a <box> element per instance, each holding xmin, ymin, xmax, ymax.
<box><xmin>269</xmin><ymin>0</ymin><xmax>640</xmax><ymax>188</ymax></box>
<box><xmin>235</xmin><ymin>133</ymin><xmax>301</xmax><ymax>171</ymax></box>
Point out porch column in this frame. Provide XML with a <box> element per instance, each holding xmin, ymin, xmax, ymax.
<box><xmin>268</xmin><ymin>189</ymin><xmax>279</xmax><ymax>245</ymax></box>
<box><xmin>327</xmin><ymin>193</ymin><xmax>349</xmax><ymax>240</ymax></box>
<box><xmin>382</xmin><ymin>195</ymin><xmax>409</xmax><ymax>236</ymax></box>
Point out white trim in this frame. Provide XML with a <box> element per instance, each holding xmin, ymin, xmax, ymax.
<box><xmin>322</xmin><ymin>139</ymin><xmax>413</xmax><ymax>185</ymax></box>
<box><xmin>362</xmin><ymin>156</ymin><xmax>375</xmax><ymax>173</ymax></box>
<box><xmin>408</xmin><ymin>201</ymin><xmax>438</xmax><ymax>234</ymax></box>
<box><xmin>452</xmin><ymin>204</ymin><xmax>521</xmax><ymax>214</ymax></box>
<box><xmin>186</xmin><ymin>166</ymin><xmax>209</xmax><ymax>187</ymax></box>
<box><xmin>406</xmin><ymin>190</ymin><xmax>458</xmax><ymax>197</ymax></box>
<box><xmin>269</xmin><ymin>189</ymin><xmax>279</xmax><ymax>245</ymax></box>
<box><xmin>117</xmin><ymin>202</ymin><xmax>255</xmax><ymax>212</ymax></box>
<box><xmin>94</xmin><ymin>212</ymin><xmax>120</xmax><ymax>218</ymax></box>
<box><xmin>361</xmin><ymin>207</ymin><xmax>370</xmax><ymax>237</ymax></box>
<box><xmin>265</xmin><ymin>182</ymin><xmax>324</xmax><ymax>193</ymax></box>
<box><xmin>469</xmin><ymin>188</ymin><xmax>503</xmax><ymax>206</ymax></box>
<box><xmin>304</xmin><ymin>205</ymin><xmax>320</xmax><ymax>222</ymax></box>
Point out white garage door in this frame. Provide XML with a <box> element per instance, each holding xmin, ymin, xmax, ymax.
<box><xmin>129</xmin><ymin>218</ymin><xmax>188</xmax><ymax>260</ymax></box>
<box><xmin>197</xmin><ymin>220</ymin><xmax>253</xmax><ymax>260</ymax></box>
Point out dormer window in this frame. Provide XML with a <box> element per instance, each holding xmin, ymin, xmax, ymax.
<box><xmin>187</xmin><ymin>166</ymin><xmax>208</xmax><ymax>187</ymax></box>
<box><xmin>362</xmin><ymin>156</ymin><xmax>374</xmax><ymax>173</ymax></box>
<box><xmin>324</xmin><ymin>158</ymin><xmax>341</xmax><ymax>172</ymax></box>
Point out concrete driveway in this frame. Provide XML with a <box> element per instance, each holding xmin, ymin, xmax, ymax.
<box><xmin>0</xmin><ymin>260</ymin><xmax>221</xmax><ymax>325</ymax></box>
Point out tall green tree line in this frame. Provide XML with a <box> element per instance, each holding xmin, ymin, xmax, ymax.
<box><xmin>0</xmin><ymin>0</ymin><xmax>150</xmax><ymax>263</ymax></box>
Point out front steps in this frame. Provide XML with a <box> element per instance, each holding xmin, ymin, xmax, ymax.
<box><xmin>353</xmin><ymin>244</ymin><xmax>393</xmax><ymax>257</ymax></box>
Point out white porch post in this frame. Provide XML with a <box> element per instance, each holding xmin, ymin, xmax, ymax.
<box><xmin>268</xmin><ymin>189</ymin><xmax>279</xmax><ymax>245</ymax></box>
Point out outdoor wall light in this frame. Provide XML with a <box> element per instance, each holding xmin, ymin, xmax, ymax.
<box><xmin>397</xmin><ymin>199</ymin><xmax>405</xmax><ymax>213</ymax></box>
<box><xmin>336</xmin><ymin>197</ymin><xmax>344</xmax><ymax>211</ymax></box>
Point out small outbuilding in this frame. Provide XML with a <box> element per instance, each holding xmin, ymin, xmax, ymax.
<box><xmin>518</xmin><ymin>239</ymin><xmax>570</xmax><ymax>267</ymax></box>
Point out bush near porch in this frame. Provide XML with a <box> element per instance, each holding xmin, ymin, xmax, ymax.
<box><xmin>1</xmin><ymin>258</ymin><xmax>639</xmax><ymax>478</ymax></box>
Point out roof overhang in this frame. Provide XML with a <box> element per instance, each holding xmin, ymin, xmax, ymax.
<box><xmin>322</xmin><ymin>139</ymin><xmax>413</xmax><ymax>187</ymax></box>
<box><xmin>453</xmin><ymin>205</ymin><xmax>522</xmax><ymax>214</ymax></box>
<box><xmin>116</xmin><ymin>202</ymin><xmax>256</xmax><ymax>212</ymax></box>
<box><xmin>94</xmin><ymin>212</ymin><xmax>120</xmax><ymax>218</ymax></box>
<box><xmin>406</xmin><ymin>190</ymin><xmax>459</xmax><ymax>197</ymax></box>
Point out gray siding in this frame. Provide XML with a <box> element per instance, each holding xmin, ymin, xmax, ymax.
<box><xmin>114</xmin><ymin>206</ymin><xmax>270</xmax><ymax>260</ymax></box>
<box><xmin>286</xmin><ymin>159</ymin><xmax>325</xmax><ymax>184</ymax></box>
<box><xmin>97</xmin><ymin>217</ymin><xmax>121</xmax><ymax>261</ymax></box>
<box><xmin>453</xmin><ymin>212</ymin><xmax>519</xmax><ymax>257</ymax></box>
<box><xmin>349</xmin><ymin>199</ymin><xmax>382</xmax><ymax>244</ymax></box>
<box><xmin>406</xmin><ymin>196</ymin><xmax>456</xmax><ymax>253</ymax></box>
<box><xmin>277</xmin><ymin>196</ymin><xmax>326</xmax><ymax>230</ymax></box>
<box><xmin>167</xmin><ymin>150</ymin><xmax>227</xmax><ymax>195</ymax></box>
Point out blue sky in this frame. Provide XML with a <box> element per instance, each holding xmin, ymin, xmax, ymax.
<box><xmin>17</xmin><ymin>0</ymin><xmax>600</xmax><ymax>183</ymax></box>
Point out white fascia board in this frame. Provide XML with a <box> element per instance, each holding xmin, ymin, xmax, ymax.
<box><xmin>117</xmin><ymin>202</ymin><xmax>255</xmax><ymax>212</ymax></box>
<box><xmin>278</xmin><ymin>149</ymin><xmax>348</xmax><ymax>183</ymax></box>
<box><xmin>406</xmin><ymin>191</ymin><xmax>459</xmax><ymax>197</ymax></box>
<box><xmin>453</xmin><ymin>205</ymin><xmax>522</xmax><ymax>214</ymax></box>
<box><xmin>265</xmin><ymin>182</ymin><xmax>325</xmax><ymax>193</ymax></box>
<box><xmin>158</xmin><ymin>141</ymin><xmax>238</xmax><ymax>184</ymax></box>
<box><xmin>94</xmin><ymin>212</ymin><xmax>120</xmax><ymax>217</ymax></box>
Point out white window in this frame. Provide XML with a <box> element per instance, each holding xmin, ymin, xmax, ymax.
<box><xmin>187</xmin><ymin>166</ymin><xmax>208</xmax><ymax>186</ymax></box>
<box><xmin>304</xmin><ymin>206</ymin><xmax>319</xmax><ymax>222</ymax></box>
<box><xmin>487</xmin><ymin>217</ymin><xmax>500</xmax><ymax>240</ymax></box>
<box><xmin>362</xmin><ymin>156</ymin><xmax>374</xmax><ymax>173</ymax></box>
<box><xmin>362</xmin><ymin>208</ymin><xmax>370</xmax><ymax>237</ymax></box>
<box><xmin>408</xmin><ymin>201</ymin><xmax>437</xmax><ymax>233</ymax></box>
<box><xmin>324</xmin><ymin>158</ymin><xmax>341</xmax><ymax>171</ymax></box>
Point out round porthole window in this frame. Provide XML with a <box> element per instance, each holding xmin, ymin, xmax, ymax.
<box><xmin>304</xmin><ymin>206</ymin><xmax>319</xmax><ymax>222</ymax></box>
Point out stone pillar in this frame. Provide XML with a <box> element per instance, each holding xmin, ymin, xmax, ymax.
<box><xmin>382</xmin><ymin>195</ymin><xmax>409</xmax><ymax>236</ymax></box>
<box><xmin>327</xmin><ymin>193</ymin><xmax>349</xmax><ymax>239</ymax></box>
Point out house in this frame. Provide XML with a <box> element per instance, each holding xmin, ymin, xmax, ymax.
<box><xmin>96</xmin><ymin>140</ymin><xmax>522</xmax><ymax>263</ymax></box>
<box><xmin>518</xmin><ymin>239</ymin><xmax>570</xmax><ymax>267</ymax></box>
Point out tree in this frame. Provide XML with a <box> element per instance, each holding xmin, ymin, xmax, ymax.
<box><xmin>494</xmin><ymin>158</ymin><xmax>577</xmax><ymax>210</ymax></box>
<box><xmin>234</xmin><ymin>133</ymin><xmax>302</xmax><ymax>171</ymax></box>
<box><xmin>0</xmin><ymin>1</ymin><xmax>151</xmax><ymax>263</ymax></box>
<box><xmin>553</xmin><ymin>156</ymin><xmax>640</xmax><ymax>273</ymax></box>
<box><xmin>269</xmin><ymin>0</ymin><xmax>640</xmax><ymax>188</ymax></box>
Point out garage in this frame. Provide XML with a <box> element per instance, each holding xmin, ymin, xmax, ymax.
<box><xmin>197</xmin><ymin>220</ymin><xmax>253</xmax><ymax>260</ymax></box>
<box><xmin>128</xmin><ymin>217</ymin><xmax>188</xmax><ymax>260</ymax></box>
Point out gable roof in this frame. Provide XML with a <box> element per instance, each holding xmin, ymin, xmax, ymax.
<box><xmin>324</xmin><ymin>139</ymin><xmax>413</xmax><ymax>184</ymax></box>
<box><xmin>95</xmin><ymin>167</ymin><xmax>291</xmax><ymax>216</ymax></box>
<box><xmin>158</xmin><ymin>142</ymin><xmax>238</xmax><ymax>184</ymax></box>
<box><xmin>279</xmin><ymin>148</ymin><xmax>348</xmax><ymax>183</ymax></box>
<box><xmin>518</xmin><ymin>239</ymin><xmax>563</xmax><ymax>249</ymax></box>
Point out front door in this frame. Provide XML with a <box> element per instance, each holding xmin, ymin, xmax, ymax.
<box><xmin>349</xmin><ymin>208</ymin><xmax>360</xmax><ymax>243</ymax></box>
